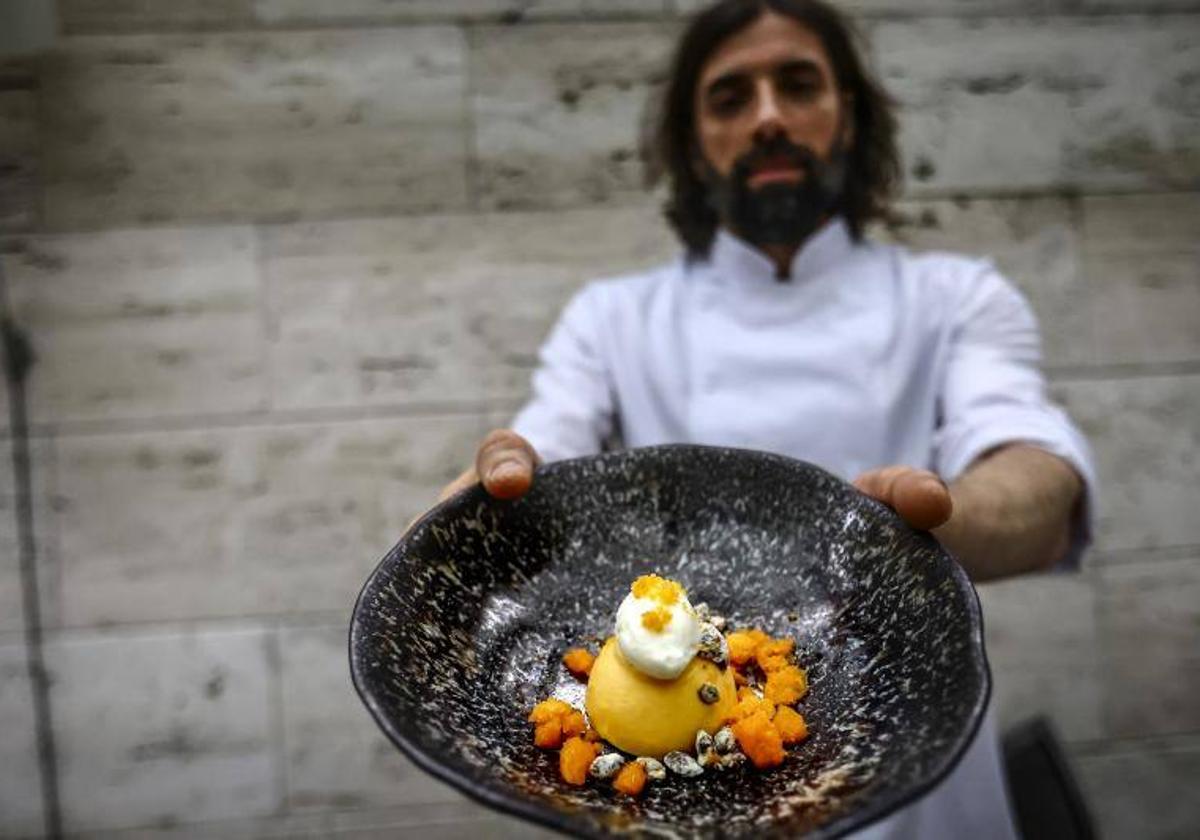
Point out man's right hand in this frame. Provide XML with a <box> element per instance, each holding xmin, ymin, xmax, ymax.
<box><xmin>437</xmin><ymin>429</ymin><xmax>540</xmax><ymax>503</ymax></box>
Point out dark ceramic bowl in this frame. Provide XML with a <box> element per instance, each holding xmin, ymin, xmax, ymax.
<box><xmin>350</xmin><ymin>445</ymin><xmax>989</xmax><ymax>838</ymax></box>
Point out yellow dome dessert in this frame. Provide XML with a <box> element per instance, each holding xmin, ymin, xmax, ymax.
<box><xmin>525</xmin><ymin>574</ymin><xmax>813</xmax><ymax>794</ymax></box>
<box><xmin>586</xmin><ymin>637</ymin><xmax>737</xmax><ymax>757</ymax></box>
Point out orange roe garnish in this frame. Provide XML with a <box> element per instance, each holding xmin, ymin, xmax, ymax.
<box><xmin>534</xmin><ymin>718</ymin><xmax>563</xmax><ymax>749</ymax></box>
<box><xmin>561</xmin><ymin>709</ymin><xmax>587</xmax><ymax>739</ymax></box>
<box><xmin>732</xmin><ymin>709</ymin><xmax>786</xmax><ymax>769</ymax></box>
<box><xmin>640</xmin><ymin>605</ymin><xmax>673</xmax><ymax>632</ymax></box>
<box><xmin>529</xmin><ymin>698</ymin><xmax>587</xmax><ymax>750</ymax></box>
<box><xmin>755</xmin><ymin>638</ymin><xmax>796</xmax><ymax>673</ymax></box>
<box><xmin>725</xmin><ymin>689</ymin><xmax>775</xmax><ymax>724</ymax></box>
<box><xmin>723</xmin><ymin>627</ymin><xmax>810</xmax><ymax>763</ymax></box>
<box><xmin>559</xmin><ymin>736</ymin><xmax>599</xmax><ymax>785</ymax></box>
<box><xmin>528</xmin><ymin>698</ymin><xmax>572</xmax><ymax>724</ymax></box>
<box><xmin>773</xmin><ymin>705</ymin><xmax>809</xmax><ymax>745</ymax></box>
<box><xmin>726</xmin><ymin>629</ymin><xmax>769</xmax><ymax>667</ymax></box>
<box><xmin>562</xmin><ymin>647</ymin><xmax>595</xmax><ymax>679</ymax></box>
<box><xmin>613</xmin><ymin>760</ymin><xmax>648</xmax><ymax>797</ymax></box>
<box><xmin>764</xmin><ymin>665</ymin><xmax>808</xmax><ymax>705</ymax></box>
<box><xmin>630</xmin><ymin>574</ymin><xmax>684</xmax><ymax>605</ymax></box>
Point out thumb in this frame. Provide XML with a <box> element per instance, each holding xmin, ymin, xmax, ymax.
<box><xmin>475</xmin><ymin>429</ymin><xmax>540</xmax><ymax>501</ymax></box>
<box><xmin>854</xmin><ymin>466</ymin><xmax>952</xmax><ymax>531</ymax></box>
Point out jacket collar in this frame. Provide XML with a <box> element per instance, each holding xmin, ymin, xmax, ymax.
<box><xmin>704</xmin><ymin>217</ymin><xmax>854</xmax><ymax>287</ymax></box>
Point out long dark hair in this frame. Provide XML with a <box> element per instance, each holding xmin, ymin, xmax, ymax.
<box><xmin>644</xmin><ymin>0</ymin><xmax>900</xmax><ymax>258</ymax></box>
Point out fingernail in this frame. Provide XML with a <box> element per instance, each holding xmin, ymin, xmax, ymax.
<box><xmin>487</xmin><ymin>459</ymin><xmax>523</xmax><ymax>483</ymax></box>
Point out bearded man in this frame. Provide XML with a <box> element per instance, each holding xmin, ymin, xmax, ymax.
<box><xmin>434</xmin><ymin>2</ymin><xmax>1095</xmax><ymax>836</ymax></box>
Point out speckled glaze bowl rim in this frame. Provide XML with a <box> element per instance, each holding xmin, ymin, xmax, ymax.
<box><xmin>349</xmin><ymin>444</ymin><xmax>992</xmax><ymax>839</ymax></box>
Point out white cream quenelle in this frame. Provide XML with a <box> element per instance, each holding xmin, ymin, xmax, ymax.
<box><xmin>586</xmin><ymin>574</ymin><xmax>737</xmax><ymax>757</ymax></box>
<box><xmin>614</xmin><ymin>576</ymin><xmax>702</xmax><ymax>679</ymax></box>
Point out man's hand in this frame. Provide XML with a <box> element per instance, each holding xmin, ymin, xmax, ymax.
<box><xmin>857</xmin><ymin>448</ymin><xmax>1083</xmax><ymax>580</ymax></box>
<box><xmin>853</xmin><ymin>466</ymin><xmax>953</xmax><ymax>531</ymax></box>
<box><xmin>437</xmin><ymin>429</ymin><xmax>540</xmax><ymax>503</ymax></box>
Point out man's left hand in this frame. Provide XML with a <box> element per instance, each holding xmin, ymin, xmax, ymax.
<box><xmin>853</xmin><ymin>466</ymin><xmax>953</xmax><ymax>531</ymax></box>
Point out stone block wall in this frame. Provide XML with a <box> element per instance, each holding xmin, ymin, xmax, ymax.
<box><xmin>0</xmin><ymin>1</ymin><xmax>1196</xmax><ymax>837</ymax></box>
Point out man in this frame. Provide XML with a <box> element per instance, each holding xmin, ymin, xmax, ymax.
<box><xmin>437</xmin><ymin>1</ymin><xmax>1094</xmax><ymax>836</ymax></box>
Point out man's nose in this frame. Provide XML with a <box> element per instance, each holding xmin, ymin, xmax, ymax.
<box><xmin>752</xmin><ymin>81</ymin><xmax>785</xmax><ymax>141</ymax></box>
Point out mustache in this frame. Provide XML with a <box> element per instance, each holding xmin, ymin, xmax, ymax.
<box><xmin>731</xmin><ymin>136</ymin><xmax>821</xmax><ymax>182</ymax></box>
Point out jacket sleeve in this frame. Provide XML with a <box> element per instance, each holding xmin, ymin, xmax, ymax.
<box><xmin>933</xmin><ymin>262</ymin><xmax>1098</xmax><ymax>570</ymax></box>
<box><xmin>509</xmin><ymin>284</ymin><xmax>615</xmax><ymax>463</ymax></box>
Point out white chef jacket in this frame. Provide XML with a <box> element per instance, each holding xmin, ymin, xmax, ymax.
<box><xmin>511</xmin><ymin>217</ymin><xmax>1097</xmax><ymax>839</ymax></box>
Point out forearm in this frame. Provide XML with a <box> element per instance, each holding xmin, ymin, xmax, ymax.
<box><xmin>933</xmin><ymin>444</ymin><xmax>1083</xmax><ymax>582</ymax></box>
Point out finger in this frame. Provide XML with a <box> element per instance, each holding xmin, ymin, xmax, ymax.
<box><xmin>853</xmin><ymin>465</ymin><xmax>908</xmax><ymax>500</ymax></box>
<box><xmin>854</xmin><ymin>466</ymin><xmax>952</xmax><ymax>530</ymax></box>
<box><xmin>437</xmin><ymin>466</ymin><xmax>479</xmax><ymax>503</ymax></box>
<box><xmin>851</xmin><ymin>472</ymin><xmax>875</xmax><ymax>494</ymax></box>
<box><xmin>402</xmin><ymin>513</ymin><xmax>423</xmax><ymax>536</ymax></box>
<box><xmin>891</xmin><ymin>470</ymin><xmax>953</xmax><ymax>530</ymax></box>
<box><xmin>475</xmin><ymin>429</ymin><xmax>539</xmax><ymax>501</ymax></box>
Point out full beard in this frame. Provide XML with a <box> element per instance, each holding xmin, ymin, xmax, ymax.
<box><xmin>704</xmin><ymin>135</ymin><xmax>847</xmax><ymax>250</ymax></box>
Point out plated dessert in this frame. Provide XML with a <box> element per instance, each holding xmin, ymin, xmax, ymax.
<box><xmin>528</xmin><ymin>574</ymin><xmax>810</xmax><ymax>797</ymax></box>
<box><xmin>353</xmin><ymin>446</ymin><xmax>990</xmax><ymax>838</ymax></box>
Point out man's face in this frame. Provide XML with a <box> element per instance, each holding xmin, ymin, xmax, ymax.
<box><xmin>693</xmin><ymin>11</ymin><xmax>849</xmax><ymax>246</ymax></box>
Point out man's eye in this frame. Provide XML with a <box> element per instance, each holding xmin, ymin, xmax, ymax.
<box><xmin>708</xmin><ymin>92</ymin><xmax>745</xmax><ymax>115</ymax></box>
<box><xmin>706</xmin><ymin>80</ymin><xmax>750</xmax><ymax>116</ymax></box>
<box><xmin>779</xmin><ymin>75</ymin><xmax>821</xmax><ymax>100</ymax></box>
